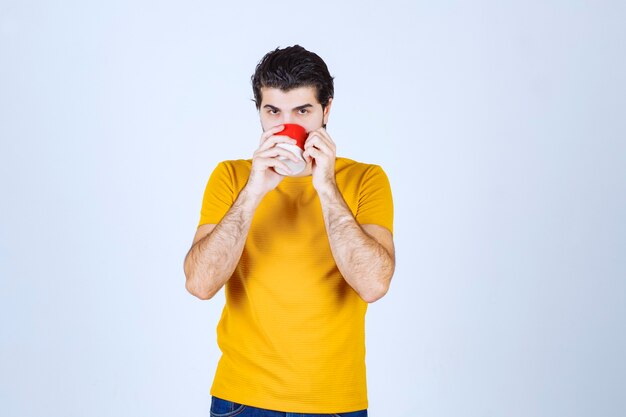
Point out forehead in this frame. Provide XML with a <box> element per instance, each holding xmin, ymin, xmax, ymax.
<box><xmin>260</xmin><ymin>86</ymin><xmax>320</xmax><ymax>107</ymax></box>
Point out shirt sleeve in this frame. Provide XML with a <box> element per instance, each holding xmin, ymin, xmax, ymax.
<box><xmin>197</xmin><ymin>161</ymin><xmax>235</xmax><ymax>227</ymax></box>
<box><xmin>355</xmin><ymin>165</ymin><xmax>394</xmax><ymax>235</ymax></box>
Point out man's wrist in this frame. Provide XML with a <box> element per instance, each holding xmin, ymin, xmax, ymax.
<box><xmin>316</xmin><ymin>181</ymin><xmax>341</xmax><ymax>203</ymax></box>
<box><xmin>237</xmin><ymin>185</ymin><xmax>264</xmax><ymax>211</ymax></box>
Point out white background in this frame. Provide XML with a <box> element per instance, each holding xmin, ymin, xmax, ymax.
<box><xmin>1</xmin><ymin>1</ymin><xmax>625</xmax><ymax>416</ymax></box>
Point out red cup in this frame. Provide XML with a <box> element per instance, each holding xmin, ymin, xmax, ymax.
<box><xmin>279</xmin><ymin>124</ymin><xmax>308</xmax><ymax>150</ymax></box>
<box><xmin>274</xmin><ymin>124</ymin><xmax>308</xmax><ymax>176</ymax></box>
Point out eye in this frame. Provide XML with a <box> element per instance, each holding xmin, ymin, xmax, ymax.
<box><xmin>267</xmin><ymin>109</ymin><xmax>279</xmax><ymax>115</ymax></box>
<box><xmin>298</xmin><ymin>108</ymin><xmax>309</xmax><ymax>115</ymax></box>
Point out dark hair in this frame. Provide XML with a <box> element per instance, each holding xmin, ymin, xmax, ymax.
<box><xmin>251</xmin><ymin>45</ymin><xmax>334</xmax><ymax>110</ymax></box>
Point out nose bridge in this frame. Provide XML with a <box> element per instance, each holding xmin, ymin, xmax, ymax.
<box><xmin>281</xmin><ymin>112</ymin><xmax>292</xmax><ymax>124</ymax></box>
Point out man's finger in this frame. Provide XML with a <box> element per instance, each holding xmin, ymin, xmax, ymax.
<box><xmin>254</xmin><ymin>157</ymin><xmax>292</xmax><ymax>175</ymax></box>
<box><xmin>306</xmin><ymin>131</ymin><xmax>335</xmax><ymax>152</ymax></box>
<box><xmin>259</xmin><ymin>124</ymin><xmax>285</xmax><ymax>145</ymax></box>
<box><xmin>303</xmin><ymin>147</ymin><xmax>324</xmax><ymax>160</ymax></box>
<box><xmin>304</xmin><ymin>135</ymin><xmax>333</xmax><ymax>156</ymax></box>
<box><xmin>256</xmin><ymin>146</ymin><xmax>301</xmax><ymax>163</ymax></box>
<box><xmin>258</xmin><ymin>134</ymin><xmax>297</xmax><ymax>152</ymax></box>
<box><xmin>312</xmin><ymin>128</ymin><xmax>336</xmax><ymax>150</ymax></box>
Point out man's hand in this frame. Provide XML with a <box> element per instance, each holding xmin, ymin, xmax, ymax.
<box><xmin>303</xmin><ymin>127</ymin><xmax>337</xmax><ymax>194</ymax></box>
<box><xmin>245</xmin><ymin>125</ymin><xmax>301</xmax><ymax>199</ymax></box>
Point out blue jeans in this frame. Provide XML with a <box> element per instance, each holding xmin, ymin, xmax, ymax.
<box><xmin>210</xmin><ymin>396</ymin><xmax>368</xmax><ymax>417</ymax></box>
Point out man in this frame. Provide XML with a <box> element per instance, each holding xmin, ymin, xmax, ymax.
<box><xmin>184</xmin><ymin>45</ymin><xmax>395</xmax><ymax>416</ymax></box>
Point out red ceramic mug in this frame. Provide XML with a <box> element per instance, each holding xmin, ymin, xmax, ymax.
<box><xmin>274</xmin><ymin>124</ymin><xmax>307</xmax><ymax>176</ymax></box>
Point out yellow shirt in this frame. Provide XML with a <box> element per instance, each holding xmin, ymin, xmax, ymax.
<box><xmin>197</xmin><ymin>157</ymin><xmax>393</xmax><ymax>413</ymax></box>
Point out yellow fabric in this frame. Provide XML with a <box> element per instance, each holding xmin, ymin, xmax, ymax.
<box><xmin>197</xmin><ymin>157</ymin><xmax>393</xmax><ymax>413</ymax></box>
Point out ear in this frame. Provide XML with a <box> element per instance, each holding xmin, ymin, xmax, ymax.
<box><xmin>323</xmin><ymin>98</ymin><xmax>333</xmax><ymax>125</ymax></box>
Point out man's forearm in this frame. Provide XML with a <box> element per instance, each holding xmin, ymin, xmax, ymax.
<box><xmin>184</xmin><ymin>188</ymin><xmax>261</xmax><ymax>299</ymax></box>
<box><xmin>318</xmin><ymin>185</ymin><xmax>395</xmax><ymax>303</ymax></box>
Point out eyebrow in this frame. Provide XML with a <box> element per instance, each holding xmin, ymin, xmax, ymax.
<box><xmin>263</xmin><ymin>104</ymin><xmax>314</xmax><ymax>111</ymax></box>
